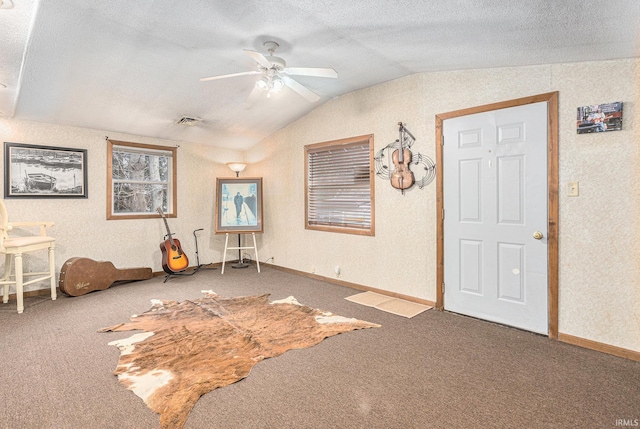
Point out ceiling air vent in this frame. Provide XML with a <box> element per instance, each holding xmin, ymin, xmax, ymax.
<box><xmin>175</xmin><ymin>116</ymin><xmax>201</xmax><ymax>126</ymax></box>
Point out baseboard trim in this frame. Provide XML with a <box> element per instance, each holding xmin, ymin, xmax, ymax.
<box><xmin>267</xmin><ymin>263</ymin><xmax>436</xmax><ymax>307</ymax></box>
<box><xmin>4</xmin><ymin>287</ymin><xmax>58</xmax><ymax>300</ymax></box>
<box><xmin>558</xmin><ymin>333</ymin><xmax>640</xmax><ymax>362</ymax></box>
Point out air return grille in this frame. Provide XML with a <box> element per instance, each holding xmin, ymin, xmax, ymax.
<box><xmin>175</xmin><ymin>116</ymin><xmax>201</xmax><ymax>126</ymax></box>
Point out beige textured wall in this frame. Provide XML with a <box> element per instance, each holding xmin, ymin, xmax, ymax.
<box><xmin>1</xmin><ymin>58</ymin><xmax>637</xmax><ymax>352</ymax></box>
<box><xmin>0</xmin><ymin>119</ymin><xmax>243</xmax><ymax>281</ymax></box>
<box><xmin>553</xmin><ymin>59</ymin><xmax>639</xmax><ymax>351</ymax></box>
<box><xmin>247</xmin><ymin>58</ymin><xmax>639</xmax><ymax>352</ymax></box>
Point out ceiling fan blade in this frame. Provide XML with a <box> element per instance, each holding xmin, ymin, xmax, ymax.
<box><xmin>200</xmin><ymin>70</ymin><xmax>260</xmax><ymax>82</ymax></box>
<box><xmin>243</xmin><ymin>49</ymin><xmax>272</xmax><ymax>69</ymax></box>
<box><xmin>281</xmin><ymin>76</ymin><xmax>320</xmax><ymax>102</ymax></box>
<box><xmin>284</xmin><ymin>67</ymin><xmax>338</xmax><ymax>78</ymax></box>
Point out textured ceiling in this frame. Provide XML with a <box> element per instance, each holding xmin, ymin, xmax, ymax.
<box><xmin>1</xmin><ymin>0</ymin><xmax>639</xmax><ymax>150</ymax></box>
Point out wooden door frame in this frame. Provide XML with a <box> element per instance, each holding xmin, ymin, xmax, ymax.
<box><xmin>435</xmin><ymin>92</ymin><xmax>559</xmax><ymax>339</ymax></box>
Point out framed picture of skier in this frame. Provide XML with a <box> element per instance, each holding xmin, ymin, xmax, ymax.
<box><xmin>215</xmin><ymin>177</ymin><xmax>263</xmax><ymax>233</ymax></box>
<box><xmin>4</xmin><ymin>142</ymin><xmax>88</xmax><ymax>198</ymax></box>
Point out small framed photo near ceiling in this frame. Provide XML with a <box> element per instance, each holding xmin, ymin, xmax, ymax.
<box><xmin>215</xmin><ymin>177</ymin><xmax>263</xmax><ymax>233</ymax></box>
<box><xmin>4</xmin><ymin>142</ymin><xmax>88</xmax><ymax>198</ymax></box>
<box><xmin>576</xmin><ymin>102</ymin><xmax>623</xmax><ymax>134</ymax></box>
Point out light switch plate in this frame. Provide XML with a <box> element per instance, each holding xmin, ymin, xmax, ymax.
<box><xmin>567</xmin><ymin>182</ymin><xmax>579</xmax><ymax>197</ymax></box>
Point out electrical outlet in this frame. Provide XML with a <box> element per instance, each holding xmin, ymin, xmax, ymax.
<box><xmin>567</xmin><ymin>182</ymin><xmax>579</xmax><ymax>197</ymax></box>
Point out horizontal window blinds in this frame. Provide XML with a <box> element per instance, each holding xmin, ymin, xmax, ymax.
<box><xmin>307</xmin><ymin>143</ymin><xmax>371</xmax><ymax>230</ymax></box>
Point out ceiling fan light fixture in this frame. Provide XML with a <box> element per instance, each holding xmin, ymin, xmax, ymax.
<box><xmin>271</xmin><ymin>76</ymin><xmax>285</xmax><ymax>92</ymax></box>
<box><xmin>256</xmin><ymin>77</ymin><xmax>269</xmax><ymax>91</ymax></box>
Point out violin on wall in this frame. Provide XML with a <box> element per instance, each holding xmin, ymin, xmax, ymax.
<box><xmin>390</xmin><ymin>122</ymin><xmax>415</xmax><ymax>192</ymax></box>
<box><xmin>373</xmin><ymin>121</ymin><xmax>436</xmax><ymax>192</ymax></box>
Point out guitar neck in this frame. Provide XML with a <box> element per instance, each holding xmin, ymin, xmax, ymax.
<box><xmin>162</xmin><ymin>217</ymin><xmax>175</xmax><ymax>244</ymax></box>
<box><xmin>158</xmin><ymin>209</ymin><xmax>176</xmax><ymax>245</ymax></box>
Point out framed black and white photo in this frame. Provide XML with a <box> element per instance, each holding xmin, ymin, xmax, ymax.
<box><xmin>215</xmin><ymin>177</ymin><xmax>263</xmax><ymax>233</ymax></box>
<box><xmin>4</xmin><ymin>142</ymin><xmax>88</xmax><ymax>198</ymax></box>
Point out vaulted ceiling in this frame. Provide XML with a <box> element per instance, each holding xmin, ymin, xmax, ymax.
<box><xmin>1</xmin><ymin>0</ymin><xmax>639</xmax><ymax>150</ymax></box>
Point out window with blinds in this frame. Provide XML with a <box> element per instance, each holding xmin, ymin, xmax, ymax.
<box><xmin>305</xmin><ymin>134</ymin><xmax>375</xmax><ymax>236</ymax></box>
<box><xmin>106</xmin><ymin>139</ymin><xmax>177</xmax><ymax>220</ymax></box>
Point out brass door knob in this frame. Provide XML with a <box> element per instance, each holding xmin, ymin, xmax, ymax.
<box><xmin>533</xmin><ymin>231</ymin><xmax>543</xmax><ymax>240</ymax></box>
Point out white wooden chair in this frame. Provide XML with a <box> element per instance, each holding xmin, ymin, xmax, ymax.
<box><xmin>0</xmin><ymin>200</ymin><xmax>56</xmax><ymax>313</ymax></box>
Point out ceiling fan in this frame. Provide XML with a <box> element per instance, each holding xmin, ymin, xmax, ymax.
<box><xmin>200</xmin><ymin>41</ymin><xmax>337</xmax><ymax>103</ymax></box>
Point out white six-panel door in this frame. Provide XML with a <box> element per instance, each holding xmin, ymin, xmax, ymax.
<box><xmin>443</xmin><ymin>101</ymin><xmax>548</xmax><ymax>334</ymax></box>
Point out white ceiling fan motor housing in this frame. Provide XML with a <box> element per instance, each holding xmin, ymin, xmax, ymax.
<box><xmin>263</xmin><ymin>42</ymin><xmax>286</xmax><ymax>71</ymax></box>
<box><xmin>268</xmin><ymin>56</ymin><xmax>286</xmax><ymax>71</ymax></box>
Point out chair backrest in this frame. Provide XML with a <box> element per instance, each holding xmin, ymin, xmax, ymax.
<box><xmin>0</xmin><ymin>199</ymin><xmax>9</xmax><ymax>240</ymax></box>
<box><xmin>0</xmin><ymin>200</ymin><xmax>9</xmax><ymax>230</ymax></box>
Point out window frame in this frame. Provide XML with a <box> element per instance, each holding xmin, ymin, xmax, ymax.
<box><xmin>106</xmin><ymin>140</ymin><xmax>177</xmax><ymax>220</ymax></box>
<box><xmin>304</xmin><ymin>134</ymin><xmax>375</xmax><ymax>236</ymax></box>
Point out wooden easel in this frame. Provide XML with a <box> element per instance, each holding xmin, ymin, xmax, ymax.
<box><xmin>222</xmin><ymin>233</ymin><xmax>260</xmax><ymax>274</ymax></box>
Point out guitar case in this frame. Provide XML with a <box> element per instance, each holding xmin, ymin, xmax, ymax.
<box><xmin>59</xmin><ymin>257</ymin><xmax>153</xmax><ymax>297</ymax></box>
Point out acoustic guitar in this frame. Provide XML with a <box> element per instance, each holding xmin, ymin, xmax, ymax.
<box><xmin>59</xmin><ymin>257</ymin><xmax>152</xmax><ymax>297</ymax></box>
<box><xmin>157</xmin><ymin>208</ymin><xmax>189</xmax><ymax>274</ymax></box>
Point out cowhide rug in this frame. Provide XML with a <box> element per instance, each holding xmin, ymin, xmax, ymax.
<box><xmin>99</xmin><ymin>291</ymin><xmax>380</xmax><ymax>429</ymax></box>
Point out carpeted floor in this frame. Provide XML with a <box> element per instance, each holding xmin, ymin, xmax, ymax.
<box><xmin>0</xmin><ymin>265</ymin><xmax>638</xmax><ymax>429</ymax></box>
